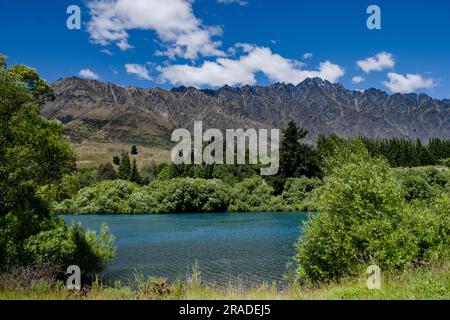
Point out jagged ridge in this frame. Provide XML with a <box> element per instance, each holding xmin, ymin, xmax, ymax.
<box><xmin>41</xmin><ymin>77</ymin><xmax>450</xmax><ymax>146</ymax></box>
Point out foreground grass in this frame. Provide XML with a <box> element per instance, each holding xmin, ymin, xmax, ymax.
<box><xmin>1</xmin><ymin>264</ymin><xmax>448</xmax><ymax>300</ymax></box>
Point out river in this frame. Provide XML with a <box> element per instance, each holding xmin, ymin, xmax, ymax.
<box><xmin>64</xmin><ymin>212</ymin><xmax>308</xmax><ymax>286</ymax></box>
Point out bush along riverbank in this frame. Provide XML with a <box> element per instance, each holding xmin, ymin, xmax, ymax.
<box><xmin>53</xmin><ymin>176</ymin><xmax>321</xmax><ymax>214</ymax></box>
<box><xmin>294</xmin><ymin>140</ymin><xmax>449</xmax><ymax>286</ymax></box>
<box><xmin>52</xmin><ymin>165</ymin><xmax>450</xmax><ymax>215</ymax></box>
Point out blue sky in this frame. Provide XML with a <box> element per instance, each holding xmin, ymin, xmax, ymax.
<box><xmin>1</xmin><ymin>0</ymin><xmax>450</xmax><ymax>98</ymax></box>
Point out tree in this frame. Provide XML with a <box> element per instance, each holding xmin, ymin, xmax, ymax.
<box><xmin>317</xmin><ymin>133</ymin><xmax>345</xmax><ymax>160</ymax></box>
<box><xmin>271</xmin><ymin>122</ymin><xmax>322</xmax><ymax>194</ymax></box>
<box><xmin>129</xmin><ymin>158</ymin><xmax>142</xmax><ymax>184</ymax></box>
<box><xmin>280</xmin><ymin>121</ymin><xmax>321</xmax><ymax>178</ymax></box>
<box><xmin>117</xmin><ymin>153</ymin><xmax>131</xmax><ymax>180</ymax></box>
<box><xmin>295</xmin><ymin>140</ymin><xmax>417</xmax><ymax>283</ymax></box>
<box><xmin>0</xmin><ymin>61</ymin><xmax>77</xmax><ymax>267</ymax></box>
<box><xmin>142</xmin><ymin>161</ymin><xmax>167</xmax><ymax>184</ymax></box>
<box><xmin>279</xmin><ymin>121</ymin><xmax>307</xmax><ymax>178</ymax></box>
<box><xmin>112</xmin><ymin>155</ymin><xmax>121</xmax><ymax>166</ymax></box>
<box><xmin>96</xmin><ymin>163</ymin><xmax>117</xmax><ymax>181</ymax></box>
<box><xmin>8</xmin><ymin>64</ymin><xmax>55</xmax><ymax>104</ymax></box>
<box><xmin>416</xmin><ymin>139</ymin><xmax>436</xmax><ymax>166</ymax></box>
<box><xmin>0</xmin><ymin>61</ymin><xmax>116</xmax><ymax>273</ymax></box>
<box><xmin>0</xmin><ymin>55</ymin><xmax>6</xmax><ymax>69</ymax></box>
<box><xmin>0</xmin><ymin>63</ymin><xmax>76</xmax><ymax>215</ymax></box>
<box><xmin>131</xmin><ymin>145</ymin><xmax>138</xmax><ymax>156</ymax></box>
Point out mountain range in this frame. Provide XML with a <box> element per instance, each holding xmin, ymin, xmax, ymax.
<box><xmin>41</xmin><ymin>77</ymin><xmax>450</xmax><ymax>147</ymax></box>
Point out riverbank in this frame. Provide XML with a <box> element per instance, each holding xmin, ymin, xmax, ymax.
<box><xmin>1</xmin><ymin>264</ymin><xmax>448</xmax><ymax>300</ymax></box>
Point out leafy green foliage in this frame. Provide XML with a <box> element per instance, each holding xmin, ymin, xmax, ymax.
<box><xmin>399</xmin><ymin>171</ymin><xmax>435</xmax><ymax>202</ymax></box>
<box><xmin>0</xmin><ymin>63</ymin><xmax>73</xmax><ymax>267</ymax></box>
<box><xmin>0</xmin><ymin>61</ymin><xmax>114</xmax><ymax>273</ymax></box>
<box><xmin>24</xmin><ymin>224</ymin><xmax>76</xmax><ymax>266</ymax></box>
<box><xmin>0</xmin><ymin>55</ymin><xmax>6</xmax><ymax>69</ymax></box>
<box><xmin>24</xmin><ymin>222</ymin><xmax>115</xmax><ymax>274</ymax></box>
<box><xmin>295</xmin><ymin>139</ymin><xmax>450</xmax><ymax>284</ymax></box>
<box><xmin>142</xmin><ymin>178</ymin><xmax>230</xmax><ymax>213</ymax></box>
<box><xmin>166</xmin><ymin>162</ymin><xmax>259</xmax><ymax>183</ymax></box>
<box><xmin>141</xmin><ymin>161</ymin><xmax>167</xmax><ymax>184</ymax></box>
<box><xmin>228</xmin><ymin>177</ymin><xmax>277</xmax><ymax>212</ymax></box>
<box><xmin>57</xmin><ymin>175</ymin><xmax>324</xmax><ymax>214</ymax></box>
<box><xmin>318</xmin><ymin>134</ymin><xmax>450</xmax><ymax>168</ymax></box>
<box><xmin>402</xmin><ymin>193</ymin><xmax>450</xmax><ymax>264</ymax></box>
<box><xmin>279</xmin><ymin>177</ymin><xmax>322</xmax><ymax>211</ymax></box>
<box><xmin>59</xmin><ymin>179</ymin><xmax>230</xmax><ymax>214</ymax></box>
<box><xmin>62</xmin><ymin>180</ymin><xmax>138</xmax><ymax>214</ymax></box>
<box><xmin>396</xmin><ymin>168</ymin><xmax>449</xmax><ymax>202</ymax></box>
<box><xmin>279</xmin><ymin>122</ymin><xmax>321</xmax><ymax>178</ymax></box>
<box><xmin>439</xmin><ymin>158</ymin><xmax>450</xmax><ymax>167</ymax></box>
<box><xmin>296</xmin><ymin>140</ymin><xmax>416</xmax><ymax>283</ymax></box>
<box><xmin>96</xmin><ymin>163</ymin><xmax>116</xmax><ymax>181</ymax></box>
<box><xmin>47</xmin><ymin>168</ymin><xmax>97</xmax><ymax>202</ymax></box>
<box><xmin>7</xmin><ymin>64</ymin><xmax>55</xmax><ymax>104</ymax></box>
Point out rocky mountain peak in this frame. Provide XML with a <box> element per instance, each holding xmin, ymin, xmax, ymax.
<box><xmin>41</xmin><ymin>77</ymin><xmax>450</xmax><ymax>146</ymax></box>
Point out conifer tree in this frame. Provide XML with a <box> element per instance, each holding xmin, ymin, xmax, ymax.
<box><xmin>129</xmin><ymin>158</ymin><xmax>141</xmax><ymax>184</ymax></box>
<box><xmin>117</xmin><ymin>153</ymin><xmax>131</xmax><ymax>180</ymax></box>
<box><xmin>112</xmin><ymin>155</ymin><xmax>120</xmax><ymax>166</ymax></box>
<box><xmin>131</xmin><ymin>145</ymin><xmax>138</xmax><ymax>156</ymax></box>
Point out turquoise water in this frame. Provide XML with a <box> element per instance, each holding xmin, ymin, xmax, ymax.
<box><xmin>64</xmin><ymin>212</ymin><xmax>308</xmax><ymax>285</ymax></box>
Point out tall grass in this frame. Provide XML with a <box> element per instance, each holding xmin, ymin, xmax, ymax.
<box><xmin>1</xmin><ymin>262</ymin><xmax>448</xmax><ymax>300</ymax></box>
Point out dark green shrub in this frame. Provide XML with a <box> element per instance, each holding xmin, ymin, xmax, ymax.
<box><xmin>228</xmin><ymin>176</ymin><xmax>276</xmax><ymax>212</ymax></box>
<box><xmin>96</xmin><ymin>163</ymin><xmax>116</xmax><ymax>181</ymax></box>
<box><xmin>146</xmin><ymin>178</ymin><xmax>231</xmax><ymax>213</ymax></box>
<box><xmin>280</xmin><ymin>177</ymin><xmax>321</xmax><ymax>211</ymax></box>
<box><xmin>295</xmin><ymin>140</ymin><xmax>417</xmax><ymax>283</ymax></box>
<box><xmin>425</xmin><ymin>168</ymin><xmax>450</xmax><ymax>188</ymax></box>
<box><xmin>400</xmin><ymin>171</ymin><xmax>434</xmax><ymax>202</ymax></box>
<box><xmin>403</xmin><ymin>192</ymin><xmax>450</xmax><ymax>264</ymax></box>
<box><xmin>438</xmin><ymin>158</ymin><xmax>450</xmax><ymax>167</ymax></box>
<box><xmin>24</xmin><ymin>222</ymin><xmax>115</xmax><ymax>274</ymax></box>
<box><xmin>64</xmin><ymin>180</ymin><xmax>138</xmax><ymax>214</ymax></box>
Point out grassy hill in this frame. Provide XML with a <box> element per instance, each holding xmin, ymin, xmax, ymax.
<box><xmin>73</xmin><ymin>140</ymin><xmax>170</xmax><ymax>169</ymax></box>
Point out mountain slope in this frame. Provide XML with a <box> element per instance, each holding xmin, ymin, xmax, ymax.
<box><xmin>41</xmin><ymin>77</ymin><xmax>450</xmax><ymax>146</ymax></box>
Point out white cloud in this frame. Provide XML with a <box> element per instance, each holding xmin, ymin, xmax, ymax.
<box><xmin>79</xmin><ymin>69</ymin><xmax>100</xmax><ymax>80</ymax></box>
<box><xmin>100</xmin><ymin>49</ymin><xmax>113</xmax><ymax>56</ymax></box>
<box><xmin>352</xmin><ymin>76</ymin><xmax>365</xmax><ymax>84</ymax></box>
<box><xmin>117</xmin><ymin>40</ymin><xmax>134</xmax><ymax>51</ymax></box>
<box><xmin>125</xmin><ymin>63</ymin><xmax>152</xmax><ymax>80</ymax></box>
<box><xmin>87</xmin><ymin>0</ymin><xmax>224</xmax><ymax>59</ymax></box>
<box><xmin>302</xmin><ymin>53</ymin><xmax>313</xmax><ymax>60</ymax></box>
<box><xmin>383</xmin><ymin>72</ymin><xmax>435</xmax><ymax>93</ymax></box>
<box><xmin>158</xmin><ymin>45</ymin><xmax>344</xmax><ymax>87</ymax></box>
<box><xmin>217</xmin><ymin>0</ymin><xmax>248</xmax><ymax>5</ymax></box>
<box><xmin>110</xmin><ymin>66</ymin><xmax>119</xmax><ymax>75</ymax></box>
<box><xmin>357</xmin><ymin>52</ymin><xmax>395</xmax><ymax>73</ymax></box>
